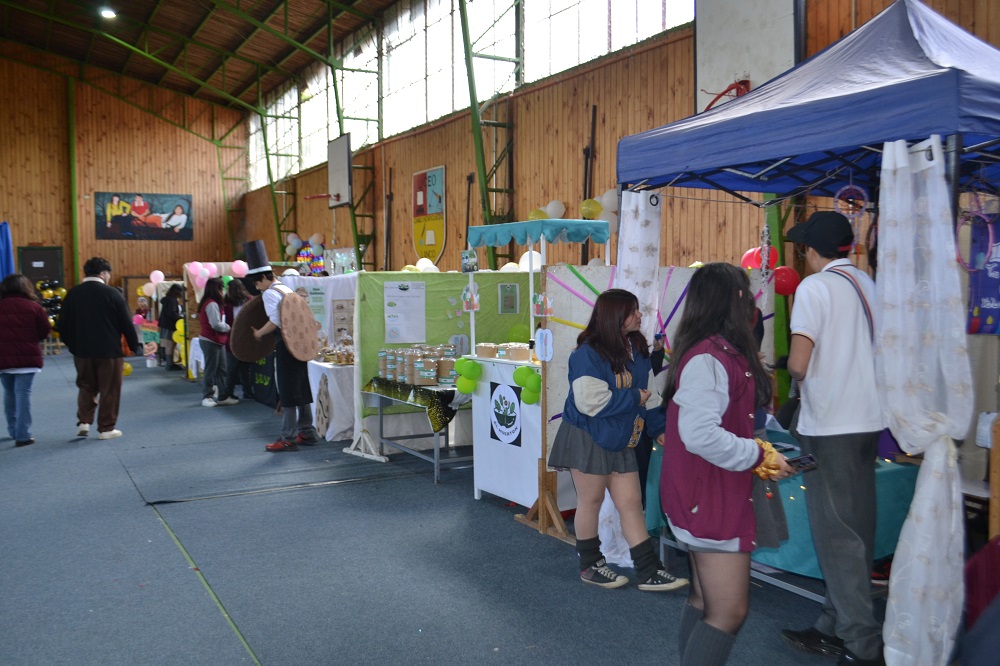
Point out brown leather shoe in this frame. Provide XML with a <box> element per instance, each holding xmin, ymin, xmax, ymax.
<box><xmin>781</xmin><ymin>627</ymin><xmax>844</xmax><ymax>658</ymax></box>
<box><xmin>15</xmin><ymin>438</ymin><xmax>35</xmax><ymax>447</ymax></box>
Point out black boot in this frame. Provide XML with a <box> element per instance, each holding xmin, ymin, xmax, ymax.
<box><xmin>682</xmin><ymin>621</ymin><xmax>736</xmax><ymax>666</ymax></box>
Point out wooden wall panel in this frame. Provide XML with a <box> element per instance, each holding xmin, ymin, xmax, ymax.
<box><xmin>806</xmin><ymin>0</ymin><xmax>1000</xmax><ymax>56</ymax></box>
<box><xmin>0</xmin><ymin>55</ymin><xmax>246</xmax><ymax>290</ymax></box>
<box><xmin>0</xmin><ymin>59</ymin><xmax>71</xmax><ymax>285</ymax></box>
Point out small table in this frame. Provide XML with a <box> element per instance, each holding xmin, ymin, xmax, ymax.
<box><xmin>306</xmin><ymin>360</ymin><xmax>355</xmax><ymax>442</ymax></box>
<box><xmin>358</xmin><ymin>378</ymin><xmax>472</xmax><ymax>483</ymax></box>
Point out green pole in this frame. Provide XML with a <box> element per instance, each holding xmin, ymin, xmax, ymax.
<box><xmin>765</xmin><ymin>194</ymin><xmax>790</xmax><ymax>403</ymax></box>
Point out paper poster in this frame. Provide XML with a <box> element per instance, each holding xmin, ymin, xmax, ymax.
<box><xmin>384</xmin><ymin>281</ymin><xmax>426</xmax><ymax>343</ymax></box>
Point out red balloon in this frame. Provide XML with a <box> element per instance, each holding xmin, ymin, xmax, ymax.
<box><xmin>773</xmin><ymin>266</ymin><xmax>801</xmax><ymax>296</ymax></box>
<box><xmin>758</xmin><ymin>245</ymin><xmax>779</xmax><ymax>269</ymax></box>
<box><xmin>741</xmin><ymin>248</ymin><xmax>761</xmax><ymax>269</ymax></box>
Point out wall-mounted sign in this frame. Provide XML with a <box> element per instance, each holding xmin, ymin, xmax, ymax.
<box><xmin>412</xmin><ymin>165</ymin><xmax>446</xmax><ymax>263</ymax></box>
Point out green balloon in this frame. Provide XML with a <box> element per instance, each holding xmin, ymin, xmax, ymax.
<box><xmin>456</xmin><ymin>376</ymin><xmax>477</xmax><ymax>394</ymax></box>
<box><xmin>521</xmin><ymin>389</ymin><xmax>540</xmax><ymax>405</ymax></box>
<box><xmin>221</xmin><ymin>275</ymin><xmax>233</xmax><ymax>287</ymax></box>
<box><xmin>461</xmin><ymin>361</ymin><xmax>482</xmax><ymax>381</ymax></box>
<box><xmin>526</xmin><ymin>373</ymin><xmax>542</xmax><ymax>393</ymax></box>
<box><xmin>507</xmin><ymin>324</ymin><xmax>530</xmax><ymax>343</ymax></box>
<box><xmin>454</xmin><ymin>357</ymin><xmax>469</xmax><ymax>373</ymax></box>
<box><xmin>512</xmin><ymin>365</ymin><xmax>533</xmax><ymax>386</ymax></box>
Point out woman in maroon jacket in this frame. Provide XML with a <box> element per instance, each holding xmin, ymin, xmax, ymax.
<box><xmin>0</xmin><ymin>274</ymin><xmax>51</xmax><ymax>447</ymax></box>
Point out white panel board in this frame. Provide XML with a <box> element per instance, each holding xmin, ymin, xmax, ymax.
<box><xmin>327</xmin><ymin>134</ymin><xmax>353</xmax><ymax>208</ymax></box>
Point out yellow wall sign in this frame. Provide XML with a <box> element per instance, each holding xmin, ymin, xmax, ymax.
<box><xmin>412</xmin><ymin>165</ymin><xmax>446</xmax><ymax>263</ymax></box>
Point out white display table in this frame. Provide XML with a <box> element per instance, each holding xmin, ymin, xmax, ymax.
<box><xmin>306</xmin><ymin>360</ymin><xmax>355</xmax><ymax>442</ymax></box>
<box><xmin>471</xmin><ymin>357</ymin><xmax>575</xmax><ymax>509</ymax></box>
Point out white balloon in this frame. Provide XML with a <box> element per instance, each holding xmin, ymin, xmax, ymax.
<box><xmin>587</xmin><ymin>257</ymin><xmax>606</xmax><ymax>267</ymax></box>
<box><xmin>287</xmin><ymin>232</ymin><xmax>300</xmax><ymax>244</ymax></box>
<box><xmin>415</xmin><ymin>258</ymin><xmax>434</xmax><ymax>269</ymax></box>
<box><xmin>544</xmin><ymin>200</ymin><xmax>566</xmax><ymax>219</ymax></box>
<box><xmin>499</xmin><ymin>262</ymin><xmax>521</xmax><ymax>272</ymax></box>
<box><xmin>600</xmin><ymin>188</ymin><xmax>619</xmax><ymax>213</ymax></box>
<box><xmin>518</xmin><ymin>250</ymin><xmax>542</xmax><ymax>272</ymax></box>
<box><xmin>285</xmin><ymin>243</ymin><xmax>297</xmax><ymax>257</ymax></box>
<box><xmin>290</xmin><ymin>237</ymin><xmax>304</xmax><ymax>250</ymax></box>
<box><xmin>598</xmin><ymin>210</ymin><xmax>619</xmax><ymax>235</ymax></box>
<box><xmin>309</xmin><ymin>233</ymin><xmax>325</xmax><ymax>247</ymax></box>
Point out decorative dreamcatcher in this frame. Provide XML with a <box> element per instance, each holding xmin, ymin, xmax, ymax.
<box><xmin>955</xmin><ymin>183</ymin><xmax>997</xmax><ymax>272</ymax></box>
<box><xmin>834</xmin><ymin>183</ymin><xmax>869</xmax><ymax>219</ymax></box>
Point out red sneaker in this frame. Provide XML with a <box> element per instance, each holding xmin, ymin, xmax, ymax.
<box><xmin>265</xmin><ymin>439</ymin><xmax>298</xmax><ymax>452</ymax></box>
<box><xmin>295</xmin><ymin>433</ymin><xmax>319</xmax><ymax>446</ymax></box>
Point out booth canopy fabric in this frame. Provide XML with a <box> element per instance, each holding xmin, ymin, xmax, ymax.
<box><xmin>616</xmin><ymin>0</ymin><xmax>1000</xmax><ymax>199</ymax></box>
<box><xmin>466</xmin><ymin>220</ymin><xmax>610</xmax><ymax>248</ymax></box>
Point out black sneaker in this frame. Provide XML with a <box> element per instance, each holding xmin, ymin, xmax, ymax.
<box><xmin>638</xmin><ymin>569</ymin><xmax>689</xmax><ymax>592</ymax></box>
<box><xmin>781</xmin><ymin>627</ymin><xmax>845</xmax><ymax>658</ymax></box>
<box><xmin>580</xmin><ymin>559</ymin><xmax>629</xmax><ymax>589</ymax></box>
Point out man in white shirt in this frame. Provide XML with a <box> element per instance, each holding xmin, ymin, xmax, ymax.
<box><xmin>780</xmin><ymin>211</ymin><xmax>886</xmax><ymax>666</ymax></box>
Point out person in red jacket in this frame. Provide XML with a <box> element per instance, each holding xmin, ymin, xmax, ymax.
<box><xmin>0</xmin><ymin>274</ymin><xmax>51</xmax><ymax>447</ymax></box>
<box><xmin>660</xmin><ymin>263</ymin><xmax>794</xmax><ymax>665</ymax></box>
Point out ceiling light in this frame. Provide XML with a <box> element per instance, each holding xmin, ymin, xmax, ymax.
<box><xmin>100</xmin><ymin>8</ymin><xmax>116</xmax><ymax>19</ymax></box>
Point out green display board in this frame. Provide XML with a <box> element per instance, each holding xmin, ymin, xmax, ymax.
<box><xmin>356</xmin><ymin>271</ymin><xmax>532</xmax><ymax>416</ymax></box>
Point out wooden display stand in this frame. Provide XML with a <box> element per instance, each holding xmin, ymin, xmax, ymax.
<box><xmin>511</xmin><ymin>272</ymin><xmax>573</xmax><ymax>544</ymax></box>
<box><xmin>43</xmin><ymin>335</ymin><xmax>63</xmax><ymax>355</ymax></box>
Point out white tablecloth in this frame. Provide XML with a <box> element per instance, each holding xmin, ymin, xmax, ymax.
<box><xmin>307</xmin><ymin>360</ymin><xmax>355</xmax><ymax>442</ymax></box>
<box><xmin>187</xmin><ymin>337</ymin><xmax>204</xmax><ymax>380</ymax></box>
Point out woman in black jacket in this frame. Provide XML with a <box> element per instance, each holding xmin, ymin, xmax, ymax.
<box><xmin>158</xmin><ymin>283</ymin><xmax>184</xmax><ymax>369</ymax></box>
<box><xmin>0</xmin><ymin>274</ymin><xmax>51</xmax><ymax>446</ymax></box>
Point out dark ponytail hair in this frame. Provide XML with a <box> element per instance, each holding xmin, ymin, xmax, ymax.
<box><xmin>663</xmin><ymin>263</ymin><xmax>772</xmax><ymax>408</ymax></box>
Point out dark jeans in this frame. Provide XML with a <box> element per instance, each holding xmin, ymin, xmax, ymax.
<box><xmin>219</xmin><ymin>348</ymin><xmax>254</xmax><ymax>400</ymax></box>
<box><xmin>200</xmin><ymin>339</ymin><xmax>226</xmax><ymax>400</ymax></box>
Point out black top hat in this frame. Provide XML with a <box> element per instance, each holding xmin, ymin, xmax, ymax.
<box><xmin>244</xmin><ymin>240</ymin><xmax>272</xmax><ymax>275</ymax></box>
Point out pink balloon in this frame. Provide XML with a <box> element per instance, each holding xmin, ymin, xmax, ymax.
<box><xmin>142</xmin><ymin>282</ymin><xmax>155</xmax><ymax>297</ymax></box>
<box><xmin>132</xmin><ymin>314</ymin><xmax>144</xmax><ymax>325</ymax></box>
<box><xmin>194</xmin><ymin>275</ymin><xmax>208</xmax><ymax>289</ymax></box>
<box><xmin>149</xmin><ymin>270</ymin><xmax>165</xmax><ymax>284</ymax></box>
<box><xmin>206</xmin><ymin>263</ymin><xmax>218</xmax><ymax>277</ymax></box>
<box><xmin>231</xmin><ymin>260</ymin><xmax>248</xmax><ymax>278</ymax></box>
<box><xmin>188</xmin><ymin>261</ymin><xmax>203</xmax><ymax>277</ymax></box>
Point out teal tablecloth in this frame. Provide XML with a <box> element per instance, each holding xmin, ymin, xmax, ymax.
<box><xmin>645</xmin><ymin>429</ymin><xmax>919</xmax><ymax>579</ymax></box>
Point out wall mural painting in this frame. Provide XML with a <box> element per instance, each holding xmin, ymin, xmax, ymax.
<box><xmin>95</xmin><ymin>192</ymin><xmax>193</xmax><ymax>241</ymax></box>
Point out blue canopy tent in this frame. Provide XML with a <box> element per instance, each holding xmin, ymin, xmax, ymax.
<box><xmin>616</xmin><ymin>0</ymin><xmax>1000</xmax><ymax>201</ymax></box>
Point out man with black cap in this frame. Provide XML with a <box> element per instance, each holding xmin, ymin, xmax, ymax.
<box><xmin>780</xmin><ymin>211</ymin><xmax>886</xmax><ymax>666</ymax></box>
<box><xmin>242</xmin><ymin>241</ymin><xmax>319</xmax><ymax>452</ymax></box>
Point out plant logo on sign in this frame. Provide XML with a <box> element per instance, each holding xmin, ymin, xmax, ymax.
<box><xmin>489</xmin><ymin>382</ymin><xmax>522</xmax><ymax>447</ymax></box>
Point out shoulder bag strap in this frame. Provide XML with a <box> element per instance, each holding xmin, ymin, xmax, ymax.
<box><xmin>827</xmin><ymin>267</ymin><xmax>874</xmax><ymax>341</ymax></box>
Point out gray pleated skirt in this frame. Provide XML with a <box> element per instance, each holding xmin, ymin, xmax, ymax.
<box><xmin>548</xmin><ymin>420</ymin><xmax>638</xmax><ymax>475</ymax></box>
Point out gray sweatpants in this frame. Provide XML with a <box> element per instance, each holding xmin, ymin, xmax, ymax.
<box><xmin>796</xmin><ymin>430</ymin><xmax>883</xmax><ymax>661</ymax></box>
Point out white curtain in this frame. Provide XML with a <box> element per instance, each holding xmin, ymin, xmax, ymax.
<box><xmin>877</xmin><ymin>136</ymin><xmax>973</xmax><ymax>666</ymax></box>
<box><xmin>595</xmin><ymin>190</ymin><xmax>663</xmax><ymax>566</ymax></box>
<box><xmin>616</xmin><ymin>190</ymin><xmax>662</xmax><ymax>339</ymax></box>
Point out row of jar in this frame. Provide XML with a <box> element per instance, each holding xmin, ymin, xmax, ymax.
<box><xmin>378</xmin><ymin>345</ymin><xmax>459</xmax><ymax>386</ymax></box>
